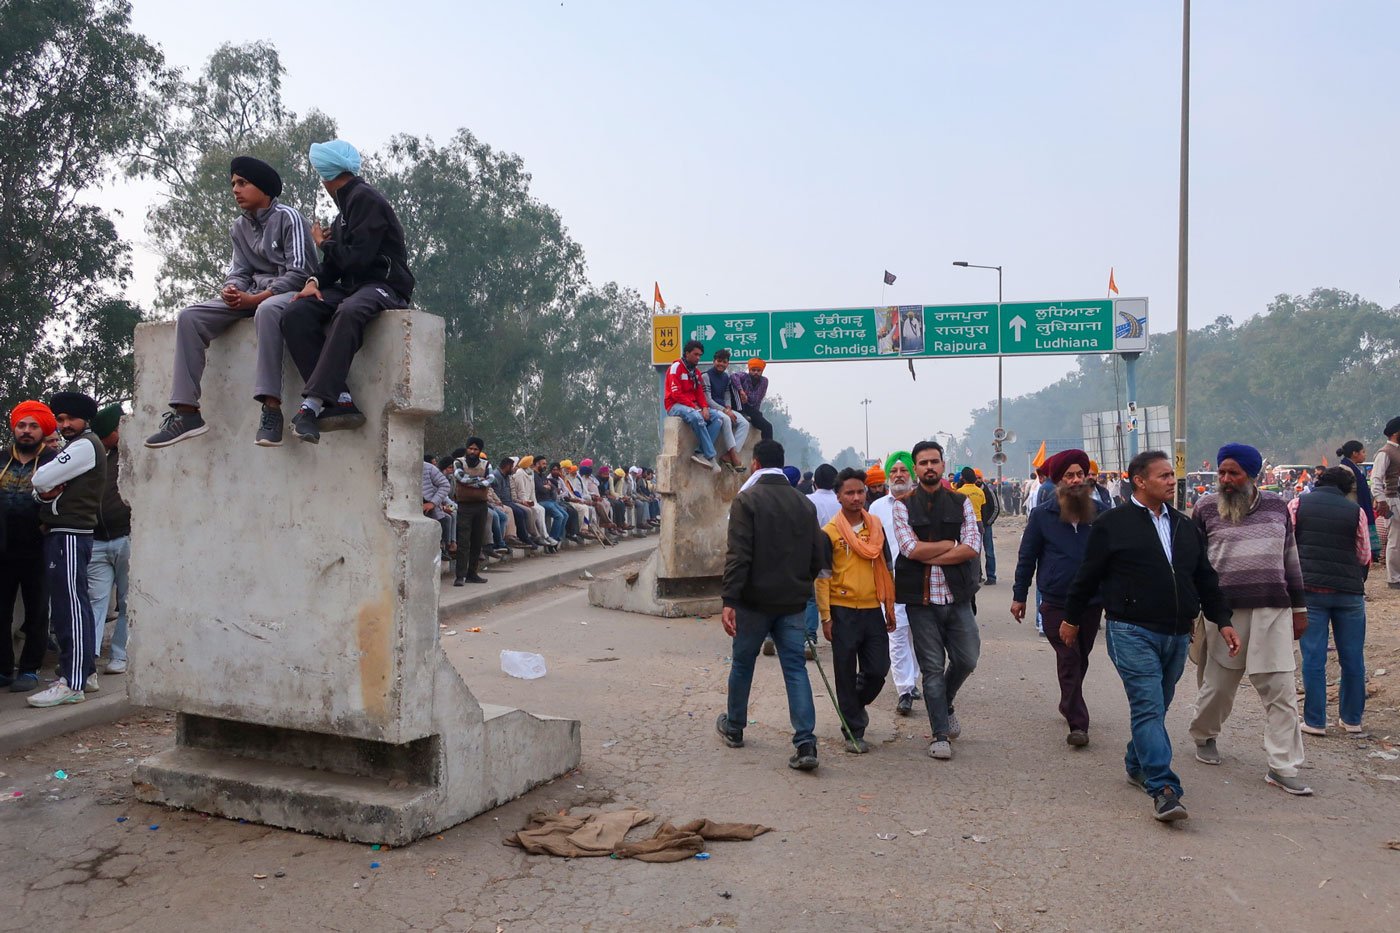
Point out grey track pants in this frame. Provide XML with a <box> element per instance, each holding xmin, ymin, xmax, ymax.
<box><xmin>169</xmin><ymin>292</ymin><xmax>296</xmax><ymax>407</ymax></box>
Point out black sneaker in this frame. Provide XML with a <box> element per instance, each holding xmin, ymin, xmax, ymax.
<box><xmin>896</xmin><ymin>693</ymin><xmax>914</xmax><ymax>716</ymax></box>
<box><xmin>715</xmin><ymin>714</ymin><xmax>744</xmax><ymax>748</ymax></box>
<box><xmin>144</xmin><ymin>409</ymin><xmax>208</xmax><ymax>448</ymax></box>
<box><xmin>1152</xmin><ymin>787</ymin><xmax>1188</xmax><ymax>822</ymax></box>
<box><xmin>463</xmin><ymin>574</ymin><xmax>487</xmax><ymax>584</ymax></box>
<box><xmin>1067</xmin><ymin>730</ymin><xmax>1089</xmax><ymax>747</ymax></box>
<box><xmin>254</xmin><ymin>404</ymin><xmax>283</xmax><ymax>447</ymax></box>
<box><xmin>788</xmin><ymin>742</ymin><xmax>818</xmax><ymax>771</ymax></box>
<box><xmin>844</xmin><ymin>736</ymin><xmax>870</xmax><ymax>754</ymax></box>
<box><xmin>318</xmin><ymin>402</ymin><xmax>366</xmax><ymax>433</ymax></box>
<box><xmin>290</xmin><ymin>407</ymin><xmax>320</xmax><ymax>443</ymax></box>
<box><xmin>761</xmin><ymin>639</ymin><xmax>776</xmax><ymax>656</ymax></box>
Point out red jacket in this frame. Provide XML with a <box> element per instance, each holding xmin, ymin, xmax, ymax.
<box><xmin>664</xmin><ymin>360</ymin><xmax>706</xmax><ymax>411</ymax></box>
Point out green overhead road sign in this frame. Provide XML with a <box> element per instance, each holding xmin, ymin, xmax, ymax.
<box><xmin>998</xmin><ymin>299</ymin><xmax>1115</xmax><ymax>355</ymax></box>
<box><xmin>663</xmin><ymin>298</ymin><xmax>1147</xmax><ymax>364</ymax></box>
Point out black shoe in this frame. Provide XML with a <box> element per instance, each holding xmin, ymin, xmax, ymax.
<box><xmin>909</xmin><ymin>687</ymin><xmax>921</xmax><ymax>701</ymax></box>
<box><xmin>254</xmin><ymin>404</ymin><xmax>283</xmax><ymax>447</ymax></box>
<box><xmin>844</xmin><ymin>736</ymin><xmax>870</xmax><ymax>754</ymax></box>
<box><xmin>145</xmin><ymin>409</ymin><xmax>208</xmax><ymax>448</ymax></box>
<box><xmin>1067</xmin><ymin>729</ymin><xmax>1089</xmax><ymax>747</ymax></box>
<box><xmin>1152</xmin><ymin>787</ymin><xmax>1188</xmax><ymax>822</ymax></box>
<box><xmin>761</xmin><ymin>638</ymin><xmax>776</xmax><ymax>656</ymax></box>
<box><xmin>985</xmin><ymin>578</ymin><xmax>997</xmax><ymax>585</ymax></box>
<box><xmin>896</xmin><ymin>693</ymin><xmax>914</xmax><ymax>716</ymax></box>
<box><xmin>788</xmin><ymin>742</ymin><xmax>818</xmax><ymax>771</ymax></box>
<box><xmin>291</xmin><ymin>407</ymin><xmax>320</xmax><ymax>443</ymax></box>
<box><xmin>453</xmin><ymin>577</ymin><xmax>466</xmax><ymax>587</ymax></box>
<box><xmin>318</xmin><ymin>402</ymin><xmax>366</xmax><ymax>432</ymax></box>
<box><xmin>715</xmin><ymin>714</ymin><xmax>744</xmax><ymax>748</ymax></box>
<box><xmin>464</xmin><ymin>574</ymin><xmax>487</xmax><ymax>584</ymax></box>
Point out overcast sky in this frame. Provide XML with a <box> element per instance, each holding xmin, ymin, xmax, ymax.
<box><xmin>113</xmin><ymin>0</ymin><xmax>1399</xmax><ymax>461</ymax></box>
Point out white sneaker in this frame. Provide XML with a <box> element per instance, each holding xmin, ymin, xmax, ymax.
<box><xmin>105</xmin><ymin>659</ymin><xmax>127</xmax><ymax>674</ymax></box>
<box><xmin>27</xmin><ymin>679</ymin><xmax>85</xmax><ymax>708</ymax></box>
<box><xmin>83</xmin><ymin>675</ymin><xmax>101</xmax><ymax>693</ymax></box>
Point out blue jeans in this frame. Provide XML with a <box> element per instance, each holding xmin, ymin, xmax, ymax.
<box><xmin>906</xmin><ymin>601</ymin><xmax>981</xmax><ymax>737</ymax></box>
<box><xmin>542</xmin><ymin>500</ymin><xmax>569</xmax><ymax>543</ymax></box>
<box><xmin>727</xmin><ymin>605</ymin><xmax>816</xmax><ymax>748</ymax></box>
<box><xmin>88</xmin><ymin>536</ymin><xmax>130</xmax><ymax>663</ymax></box>
<box><xmin>1300</xmin><ymin>591</ymin><xmax>1366</xmax><ymax>728</ymax></box>
<box><xmin>983</xmin><ymin>523</ymin><xmax>997</xmax><ymax>581</ymax></box>
<box><xmin>803</xmin><ymin>594</ymin><xmax>818</xmax><ymax>640</ymax></box>
<box><xmin>488</xmin><ymin>507</ymin><xmax>506</xmax><ymax>549</ymax></box>
<box><xmin>1104</xmin><ymin>620</ymin><xmax>1189</xmax><ymax>796</ymax></box>
<box><xmin>666</xmin><ymin>403</ymin><xmax>724</xmax><ymax>460</ymax></box>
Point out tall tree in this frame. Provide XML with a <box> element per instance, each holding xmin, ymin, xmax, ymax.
<box><xmin>130</xmin><ymin>41</ymin><xmax>335</xmax><ymax>313</ymax></box>
<box><xmin>0</xmin><ymin>0</ymin><xmax>162</xmax><ymax>402</ymax></box>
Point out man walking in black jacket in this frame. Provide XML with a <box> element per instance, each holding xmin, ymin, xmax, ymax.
<box><xmin>1066</xmin><ymin>450</ymin><xmax>1240</xmax><ymax>822</ymax></box>
<box><xmin>717</xmin><ymin>439</ymin><xmax>828</xmax><ymax>771</ymax></box>
<box><xmin>283</xmin><ymin>139</ymin><xmax>416</xmax><ymax>443</ymax></box>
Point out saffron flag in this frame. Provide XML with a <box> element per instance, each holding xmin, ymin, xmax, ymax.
<box><xmin>1031</xmin><ymin>441</ymin><xmax>1048</xmax><ymax>468</ymax></box>
<box><xmin>883</xmin><ymin>270</ymin><xmax>897</xmax><ymax>285</ymax></box>
<box><xmin>1108</xmin><ymin>268</ymin><xmax>1119</xmax><ymax>295</ymax></box>
<box><xmin>653</xmin><ymin>282</ymin><xmax>665</xmax><ymax>310</ymax></box>
<box><xmin>1321</xmin><ymin>454</ymin><xmax>1329</xmax><ymax>466</ymax></box>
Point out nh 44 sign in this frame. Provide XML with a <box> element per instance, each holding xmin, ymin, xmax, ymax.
<box><xmin>651</xmin><ymin>298</ymin><xmax>1148</xmax><ymax>364</ymax></box>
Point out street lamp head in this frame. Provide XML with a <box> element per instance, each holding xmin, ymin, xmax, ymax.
<box><xmin>952</xmin><ymin>261</ymin><xmax>969</xmax><ymax>267</ymax></box>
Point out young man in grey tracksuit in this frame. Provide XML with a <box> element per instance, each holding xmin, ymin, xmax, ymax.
<box><xmin>145</xmin><ymin>156</ymin><xmax>318</xmax><ymax>450</ymax></box>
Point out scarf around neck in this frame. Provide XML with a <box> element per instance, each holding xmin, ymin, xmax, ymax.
<box><xmin>833</xmin><ymin>508</ymin><xmax>896</xmax><ymax>625</ymax></box>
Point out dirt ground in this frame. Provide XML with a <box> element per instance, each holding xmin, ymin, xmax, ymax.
<box><xmin>3</xmin><ymin>517</ymin><xmax>1399</xmax><ymax>932</ymax></box>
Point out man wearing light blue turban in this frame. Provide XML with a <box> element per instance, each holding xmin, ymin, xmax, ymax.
<box><xmin>280</xmin><ymin>139</ymin><xmax>417</xmax><ymax>443</ymax></box>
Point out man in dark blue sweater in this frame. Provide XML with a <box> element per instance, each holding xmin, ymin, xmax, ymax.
<box><xmin>1011</xmin><ymin>449</ymin><xmax>1105</xmax><ymax>748</ymax></box>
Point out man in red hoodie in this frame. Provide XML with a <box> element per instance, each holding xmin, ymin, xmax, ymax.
<box><xmin>664</xmin><ymin>340</ymin><xmax>724</xmax><ymax>472</ymax></box>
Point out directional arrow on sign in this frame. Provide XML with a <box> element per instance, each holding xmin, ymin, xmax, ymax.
<box><xmin>692</xmin><ymin>324</ymin><xmax>716</xmax><ymax>341</ymax></box>
<box><xmin>778</xmin><ymin>321</ymin><xmax>805</xmax><ymax>350</ymax></box>
<box><xmin>1008</xmin><ymin>315</ymin><xmax>1027</xmax><ymax>342</ymax></box>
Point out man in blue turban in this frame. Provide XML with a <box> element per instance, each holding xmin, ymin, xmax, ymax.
<box><xmin>280</xmin><ymin>139</ymin><xmax>417</xmax><ymax>443</ymax></box>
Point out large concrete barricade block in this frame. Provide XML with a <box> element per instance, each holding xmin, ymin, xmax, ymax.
<box><xmin>124</xmin><ymin>310</ymin><xmax>579</xmax><ymax>844</ymax></box>
<box><xmin>590</xmin><ymin>417</ymin><xmax>755</xmax><ymax>616</ymax></box>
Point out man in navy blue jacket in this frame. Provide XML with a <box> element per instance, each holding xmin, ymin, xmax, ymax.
<box><xmin>1011</xmin><ymin>449</ymin><xmax>1104</xmax><ymax>747</ymax></box>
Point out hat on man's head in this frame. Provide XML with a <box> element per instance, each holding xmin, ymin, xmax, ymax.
<box><xmin>517</xmin><ymin>455</ymin><xmax>535</xmax><ymax>469</ymax></box>
<box><xmin>884</xmin><ymin>450</ymin><xmax>914</xmax><ymax>478</ymax></box>
<box><xmin>747</xmin><ymin>358</ymin><xmax>766</xmax><ymax>371</ymax></box>
<box><xmin>865</xmin><ymin>464</ymin><xmax>886</xmax><ymax>487</ymax></box>
<box><xmin>1385</xmin><ymin>417</ymin><xmax>1400</xmax><ymax>438</ymax></box>
<box><xmin>91</xmin><ymin>403</ymin><xmax>123</xmax><ymax>439</ymax></box>
<box><xmin>1217</xmin><ymin>443</ymin><xmax>1263</xmax><ymax>478</ymax></box>
<box><xmin>580</xmin><ymin>458</ymin><xmax>593</xmax><ymax>468</ymax></box>
<box><xmin>49</xmin><ymin>391</ymin><xmax>97</xmax><ymax>423</ymax></box>
<box><xmin>308</xmin><ymin>139</ymin><xmax>361</xmax><ymax>181</ymax></box>
<box><xmin>1046</xmin><ymin>449</ymin><xmax>1091</xmax><ymax>484</ymax></box>
<box><xmin>229</xmin><ymin>156</ymin><xmax>283</xmax><ymax>198</ymax></box>
<box><xmin>559</xmin><ymin>459</ymin><xmax>575</xmax><ymax>472</ymax></box>
<box><xmin>613</xmin><ymin>468</ymin><xmax>625</xmax><ymax>478</ymax></box>
<box><xmin>9</xmin><ymin>401</ymin><xmax>56</xmax><ymax>436</ymax></box>
<box><xmin>782</xmin><ymin>466</ymin><xmax>802</xmax><ymax>487</ymax></box>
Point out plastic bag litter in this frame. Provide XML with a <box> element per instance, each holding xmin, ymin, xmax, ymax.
<box><xmin>500</xmin><ymin>650</ymin><xmax>547</xmax><ymax>680</ymax></box>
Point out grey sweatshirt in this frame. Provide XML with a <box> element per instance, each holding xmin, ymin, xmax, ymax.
<box><xmin>225</xmin><ymin>199</ymin><xmax>319</xmax><ymax>295</ymax></box>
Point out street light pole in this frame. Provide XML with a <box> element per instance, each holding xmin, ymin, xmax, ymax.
<box><xmin>1173</xmin><ymin>0</ymin><xmax>1191</xmax><ymax>509</ymax></box>
<box><xmin>859</xmin><ymin>397</ymin><xmax>873</xmax><ymax>462</ymax></box>
<box><xmin>953</xmin><ymin>261</ymin><xmax>1004</xmax><ymax>487</ymax></box>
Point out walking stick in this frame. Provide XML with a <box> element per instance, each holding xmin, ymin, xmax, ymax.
<box><xmin>806</xmin><ymin>634</ymin><xmax>860</xmax><ymax>748</ymax></box>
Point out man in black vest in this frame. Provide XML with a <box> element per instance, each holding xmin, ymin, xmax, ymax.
<box><xmin>1292</xmin><ymin>466</ymin><xmax>1370</xmax><ymax>735</ymax></box>
<box><xmin>891</xmin><ymin>439</ymin><xmax>982</xmax><ymax>761</ymax></box>
<box><xmin>717</xmin><ymin>438</ymin><xmax>828</xmax><ymax>771</ymax></box>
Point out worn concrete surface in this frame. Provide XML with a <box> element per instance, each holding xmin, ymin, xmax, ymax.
<box><xmin>120</xmin><ymin>311</ymin><xmax>579</xmax><ymax>842</ymax></box>
<box><xmin>590</xmin><ymin>418</ymin><xmax>754</xmax><ymax>616</ymax></box>
<box><xmin>4</xmin><ymin>518</ymin><xmax>1398</xmax><ymax>930</ymax></box>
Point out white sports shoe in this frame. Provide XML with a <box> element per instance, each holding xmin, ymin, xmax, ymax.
<box><xmin>104</xmin><ymin>659</ymin><xmax>128</xmax><ymax>674</ymax></box>
<box><xmin>83</xmin><ymin>675</ymin><xmax>101</xmax><ymax>693</ymax></box>
<box><xmin>28</xmin><ymin>679</ymin><xmax>85</xmax><ymax>708</ymax></box>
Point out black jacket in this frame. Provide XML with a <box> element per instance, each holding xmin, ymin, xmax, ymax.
<box><xmin>1065</xmin><ymin>499</ymin><xmax>1232</xmax><ymax>635</ymax></box>
<box><xmin>318</xmin><ymin>176</ymin><xmax>415</xmax><ymax>300</ymax></box>
<box><xmin>723</xmin><ymin>474</ymin><xmax>827</xmax><ymax>615</ymax></box>
<box><xmin>94</xmin><ymin>447</ymin><xmax>131</xmax><ymax>541</ymax></box>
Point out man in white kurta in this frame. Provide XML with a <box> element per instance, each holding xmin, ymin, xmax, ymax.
<box><xmin>868</xmin><ymin>451</ymin><xmax>922</xmax><ymax>714</ymax></box>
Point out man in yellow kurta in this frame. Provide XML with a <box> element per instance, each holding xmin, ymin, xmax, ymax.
<box><xmin>816</xmin><ymin>467</ymin><xmax>898</xmax><ymax>753</ymax></box>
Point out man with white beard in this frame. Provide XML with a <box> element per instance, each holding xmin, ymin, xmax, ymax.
<box><xmin>869</xmin><ymin>451</ymin><xmax>922</xmax><ymax>715</ymax></box>
<box><xmin>1011</xmin><ymin>449</ymin><xmax>1107</xmax><ymax>746</ymax></box>
<box><xmin>1188</xmin><ymin>443</ymin><xmax>1312</xmax><ymax>796</ymax></box>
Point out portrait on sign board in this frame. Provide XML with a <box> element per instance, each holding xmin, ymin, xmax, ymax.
<box><xmin>897</xmin><ymin>305</ymin><xmax>924</xmax><ymax>355</ymax></box>
<box><xmin>874</xmin><ymin>306</ymin><xmax>901</xmax><ymax>355</ymax></box>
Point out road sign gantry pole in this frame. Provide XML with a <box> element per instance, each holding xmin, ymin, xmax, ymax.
<box><xmin>954</xmin><ymin>261</ymin><xmax>1005</xmax><ymax>488</ymax></box>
